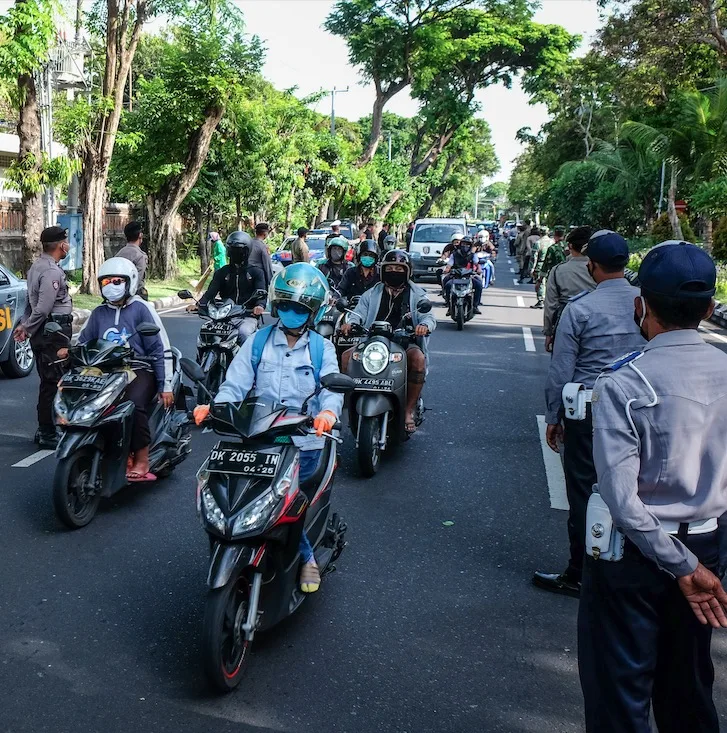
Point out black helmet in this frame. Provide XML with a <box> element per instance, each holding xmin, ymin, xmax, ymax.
<box><xmin>381</xmin><ymin>248</ymin><xmax>411</xmax><ymax>274</ymax></box>
<box><xmin>358</xmin><ymin>240</ymin><xmax>379</xmax><ymax>262</ymax></box>
<box><xmin>226</xmin><ymin>230</ymin><xmax>252</xmax><ymax>265</ymax></box>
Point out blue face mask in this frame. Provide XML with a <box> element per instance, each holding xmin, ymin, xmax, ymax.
<box><xmin>360</xmin><ymin>256</ymin><xmax>376</xmax><ymax>268</ymax></box>
<box><xmin>278</xmin><ymin>308</ymin><xmax>309</xmax><ymax>330</ymax></box>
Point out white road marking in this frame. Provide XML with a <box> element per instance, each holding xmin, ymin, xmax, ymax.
<box><xmin>522</xmin><ymin>326</ymin><xmax>536</xmax><ymax>352</ymax></box>
<box><xmin>699</xmin><ymin>326</ymin><xmax>727</xmax><ymax>344</ymax></box>
<box><xmin>13</xmin><ymin>450</ymin><xmax>54</xmax><ymax>468</ymax></box>
<box><xmin>536</xmin><ymin>415</ymin><xmax>568</xmax><ymax>510</ymax></box>
<box><xmin>513</xmin><ymin>278</ymin><xmax>521</xmax><ymax>286</ymax></box>
<box><xmin>509</xmin><ymin>267</ymin><xmax>516</xmax><ymax>273</ymax></box>
<box><xmin>516</xmin><ymin>296</ymin><xmax>525</xmax><ymax>308</ymax></box>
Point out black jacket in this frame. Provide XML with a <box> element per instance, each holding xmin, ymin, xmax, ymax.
<box><xmin>318</xmin><ymin>260</ymin><xmax>352</xmax><ymax>289</ymax></box>
<box><xmin>339</xmin><ymin>265</ymin><xmax>380</xmax><ymax>299</ymax></box>
<box><xmin>199</xmin><ymin>264</ymin><xmax>266</xmax><ymax>307</ymax></box>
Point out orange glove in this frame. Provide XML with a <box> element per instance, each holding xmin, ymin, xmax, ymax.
<box><xmin>193</xmin><ymin>404</ymin><xmax>211</xmax><ymax>426</ymax></box>
<box><xmin>313</xmin><ymin>410</ymin><xmax>337</xmax><ymax>437</ymax></box>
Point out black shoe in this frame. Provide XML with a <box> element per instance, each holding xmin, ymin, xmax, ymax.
<box><xmin>518</xmin><ymin>278</ymin><xmax>525</xmax><ymax>284</ymax></box>
<box><xmin>527</xmin><ymin>278</ymin><xmax>534</xmax><ymax>284</ymax></box>
<box><xmin>530</xmin><ymin>301</ymin><xmax>544</xmax><ymax>309</ymax></box>
<box><xmin>473</xmin><ymin>307</ymin><xmax>482</xmax><ymax>315</ymax></box>
<box><xmin>532</xmin><ymin>570</ymin><xmax>581</xmax><ymax>598</ymax></box>
<box><xmin>37</xmin><ymin>428</ymin><xmax>58</xmax><ymax>450</ymax></box>
<box><xmin>445</xmin><ymin>308</ymin><xmax>451</xmax><ymax>317</ymax></box>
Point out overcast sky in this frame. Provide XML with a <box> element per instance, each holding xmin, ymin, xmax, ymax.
<box><xmin>236</xmin><ymin>0</ymin><xmax>605</xmax><ymax>183</ymax></box>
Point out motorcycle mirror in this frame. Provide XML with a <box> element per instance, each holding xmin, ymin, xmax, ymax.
<box><xmin>416</xmin><ymin>300</ymin><xmax>432</xmax><ymax>314</ymax></box>
<box><xmin>335</xmin><ymin>298</ymin><xmax>348</xmax><ymax>312</ymax></box>
<box><xmin>180</xmin><ymin>357</ymin><xmax>205</xmax><ymax>384</ymax></box>
<box><xmin>136</xmin><ymin>322</ymin><xmax>161</xmax><ymax>337</ymax></box>
<box><xmin>177</xmin><ymin>289</ymin><xmax>194</xmax><ymax>300</ymax></box>
<box><xmin>44</xmin><ymin>321</ymin><xmax>63</xmax><ymax>336</ymax></box>
<box><xmin>320</xmin><ymin>373</ymin><xmax>356</xmax><ymax>394</ymax></box>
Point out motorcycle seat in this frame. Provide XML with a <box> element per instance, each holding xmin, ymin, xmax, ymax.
<box><xmin>300</xmin><ymin>439</ymin><xmax>333</xmax><ymax>500</ymax></box>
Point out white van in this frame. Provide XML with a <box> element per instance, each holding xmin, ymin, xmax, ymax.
<box><xmin>408</xmin><ymin>217</ymin><xmax>468</xmax><ymax>280</ymax></box>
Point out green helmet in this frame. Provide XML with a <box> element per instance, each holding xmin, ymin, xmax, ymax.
<box><xmin>268</xmin><ymin>262</ymin><xmax>330</xmax><ymax>326</ymax></box>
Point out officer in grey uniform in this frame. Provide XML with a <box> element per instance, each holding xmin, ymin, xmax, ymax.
<box><xmin>579</xmin><ymin>241</ymin><xmax>727</xmax><ymax>733</ymax></box>
<box><xmin>14</xmin><ymin>226</ymin><xmax>73</xmax><ymax>448</ymax></box>
<box><xmin>533</xmin><ymin>230</ymin><xmax>645</xmax><ymax>597</ymax></box>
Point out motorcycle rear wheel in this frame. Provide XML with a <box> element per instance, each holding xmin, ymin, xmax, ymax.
<box><xmin>357</xmin><ymin>416</ymin><xmax>381</xmax><ymax>477</ymax></box>
<box><xmin>456</xmin><ymin>303</ymin><xmax>464</xmax><ymax>331</ymax></box>
<box><xmin>202</xmin><ymin>578</ymin><xmax>252</xmax><ymax>693</ymax></box>
<box><xmin>53</xmin><ymin>447</ymin><xmax>101</xmax><ymax>529</ymax></box>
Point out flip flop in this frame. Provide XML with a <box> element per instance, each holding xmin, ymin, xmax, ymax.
<box><xmin>127</xmin><ymin>471</ymin><xmax>157</xmax><ymax>483</ymax></box>
<box><xmin>404</xmin><ymin>420</ymin><xmax>417</xmax><ymax>435</ymax></box>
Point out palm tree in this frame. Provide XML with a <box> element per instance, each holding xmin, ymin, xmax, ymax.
<box><xmin>622</xmin><ymin>77</ymin><xmax>727</xmax><ymax>246</ymax></box>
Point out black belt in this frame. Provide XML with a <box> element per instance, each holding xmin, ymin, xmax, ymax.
<box><xmin>48</xmin><ymin>314</ymin><xmax>73</xmax><ymax>326</ymax></box>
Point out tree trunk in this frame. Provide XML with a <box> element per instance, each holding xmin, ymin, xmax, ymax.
<box><xmin>378</xmin><ymin>191</ymin><xmax>403</xmax><ymax>220</ymax></box>
<box><xmin>316</xmin><ymin>198</ymin><xmax>329</xmax><ymax>226</ymax></box>
<box><xmin>704</xmin><ymin>217</ymin><xmax>713</xmax><ymax>251</ymax></box>
<box><xmin>667</xmin><ymin>164</ymin><xmax>683</xmax><ymax>240</ymax></box>
<box><xmin>235</xmin><ymin>194</ymin><xmax>243</xmax><ymax>230</ymax></box>
<box><xmin>284</xmin><ymin>183</ymin><xmax>296</xmax><ymax>235</ymax></box>
<box><xmin>146</xmin><ymin>195</ymin><xmax>179</xmax><ymax>280</ymax></box>
<box><xmin>357</xmin><ymin>79</ymin><xmax>408</xmax><ymax>167</ymax></box>
<box><xmin>81</xmin><ymin>165</ymin><xmax>107</xmax><ymax>294</ymax></box>
<box><xmin>409</xmin><ymin>129</ymin><xmax>456</xmax><ymax>178</ymax></box>
<box><xmin>194</xmin><ymin>205</ymin><xmax>209</xmax><ymax>272</ymax></box>
<box><xmin>17</xmin><ymin>71</ymin><xmax>43</xmax><ymax>275</ymax></box>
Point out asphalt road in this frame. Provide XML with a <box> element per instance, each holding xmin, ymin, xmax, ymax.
<box><xmin>2</xmin><ymin>254</ymin><xmax>727</xmax><ymax>733</ymax></box>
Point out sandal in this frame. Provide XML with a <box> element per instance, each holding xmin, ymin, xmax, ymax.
<box><xmin>300</xmin><ymin>561</ymin><xmax>321</xmax><ymax>593</ymax></box>
<box><xmin>127</xmin><ymin>471</ymin><xmax>157</xmax><ymax>483</ymax></box>
<box><xmin>405</xmin><ymin>419</ymin><xmax>417</xmax><ymax>435</ymax></box>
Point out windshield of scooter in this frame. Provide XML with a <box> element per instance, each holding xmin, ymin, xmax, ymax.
<box><xmin>211</xmin><ymin>396</ymin><xmax>309</xmax><ymax>439</ymax></box>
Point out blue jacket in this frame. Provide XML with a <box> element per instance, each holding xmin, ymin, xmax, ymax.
<box><xmin>77</xmin><ymin>296</ymin><xmax>173</xmax><ymax>392</ymax></box>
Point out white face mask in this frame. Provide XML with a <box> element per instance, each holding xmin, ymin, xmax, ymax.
<box><xmin>102</xmin><ymin>282</ymin><xmax>127</xmax><ymax>303</ymax></box>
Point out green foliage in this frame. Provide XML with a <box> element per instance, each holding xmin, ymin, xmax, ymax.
<box><xmin>0</xmin><ymin>0</ymin><xmax>55</xmax><ymax>88</ymax></box>
<box><xmin>713</xmin><ymin>217</ymin><xmax>727</xmax><ymax>260</ymax></box>
<box><xmin>6</xmin><ymin>151</ymin><xmax>79</xmax><ymax>195</ymax></box>
<box><xmin>650</xmin><ymin>213</ymin><xmax>695</xmax><ymax>243</ymax></box>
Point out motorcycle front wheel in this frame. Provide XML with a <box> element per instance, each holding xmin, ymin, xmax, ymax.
<box><xmin>53</xmin><ymin>447</ymin><xmax>101</xmax><ymax>529</ymax></box>
<box><xmin>357</xmin><ymin>416</ymin><xmax>381</xmax><ymax>477</ymax></box>
<box><xmin>456</xmin><ymin>302</ymin><xmax>465</xmax><ymax>331</ymax></box>
<box><xmin>202</xmin><ymin>578</ymin><xmax>252</xmax><ymax>693</ymax></box>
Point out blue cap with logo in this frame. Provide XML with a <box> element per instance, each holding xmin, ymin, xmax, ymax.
<box><xmin>584</xmin><ymin>229</ymin><xmax>629</xmax><ymax>267</ymax></box>
<box><xmin>638</xmin><ymin>241</ymin><xmax>716</xmax><ymax>299</ymax></box>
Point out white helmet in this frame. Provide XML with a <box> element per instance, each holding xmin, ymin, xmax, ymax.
<box><xmin>450</xmin><ymin>232</ymin><xmax>463</xmax><ymax>243</ymax></box>
<box><xmin>98</xmin><ymin>257</ymin><xmax>139</xmax><ymax>298</ymax></box>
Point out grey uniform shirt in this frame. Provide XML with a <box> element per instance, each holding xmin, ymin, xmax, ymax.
<box><xmin>544</xmin><ymin>278</ymin><xmax>645</xmax><ymax>424</ymax></box>
<box><xmin>116</xmin><ymin>244</ymin><xmax>148</xmax><ymax>287</ymax></box>
<box><xmin>592</xmin><ymin>330</ymin><xmax>727</xmax><ymax>576</ymax></box>
<box><xmin>542</xmin><ymin>256</ymin><xmax>595</xmax><ymax>336</ymax></box>
<box><xmin>22</xmin><ymin>253</ymin><xmax>73</xmax><ymax>337</ymax></box>
<box><xmin>248</xmin><ymin>238</ymin><xmax>273</xmax><ymax>286</ymax></box>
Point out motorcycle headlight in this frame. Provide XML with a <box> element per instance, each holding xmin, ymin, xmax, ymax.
<box><xmin>201</xmin><ymin>486</ymin><xmax>226</xmax><ymax>535</ymax></box>
<box><xmin>58</xmin><ymin>373</ymin><xmax>127</xmax><ymax>427</ymax></box>
<box><xmin>196</xmin><ymin>459</ymin><xmax>210</xmax><ymax>515</ymax></box>
<box><xmin>209</xmin><ymin>303</ymin><xmax>232</xmax><ymax>320</ymax></box>
<box><xmin>362</xmin><ymin>341</ymin><xmax>389</xmax><ymax>375</ymax></box>
<box><xmin>231</xmin><ymin>490</ymin><xmax>277</xmax><ymax>536</ymax></box>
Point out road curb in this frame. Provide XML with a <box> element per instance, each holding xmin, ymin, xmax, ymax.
<box><xmin>71</xmin><ymin>295</ymin><xmax>185</xmax><ymax>333</ymax></box>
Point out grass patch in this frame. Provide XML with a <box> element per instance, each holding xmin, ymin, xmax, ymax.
<box><xmin>71</xmin><ymin>258</ymin><xmax>202</xmax><ymax>311</ymax></box>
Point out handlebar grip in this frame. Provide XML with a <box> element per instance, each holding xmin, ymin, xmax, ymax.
<box><xmin>333</xmin><ymin>421</ymin><xmax>342</xmax><ymax>431</ymax></box>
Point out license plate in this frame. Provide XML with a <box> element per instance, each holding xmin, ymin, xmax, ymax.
<box><xmin>337</xmin><ymin>336</ymin><xmax>360</xmax><ymax>346</ymax></box>
<box><xmin>202</xmin><ymin>321</ymin><xmax>234</xmax><ymax>335</ymax></box>
<box><xmin>353</xmin><ymin>377</ymin><xmax>394</xmax><ymax>390</ymax></box>
<box><xmin>61</xmin><ymin>373</ymin><xmax>107</xmax><ymax>391</ymax></box>
<box><xmin>207</xmin><ymin>447</ymin><xmax>281</xmax><ymax>477</ymax></box>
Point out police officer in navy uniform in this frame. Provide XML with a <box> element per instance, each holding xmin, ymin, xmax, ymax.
<box><xmin>580</xmin><ymin>241</ymin><xmax>727</xmax><ymax>733</ymax></box>
<box><xmin>14</xmin><ymin>226</ymin><xmax>73</xmax><ymax>448</ymax></box>
<box><xmin>534</xmin><ymin>230</ymin><xmax>645</xmax><ymax>597</ymax></box>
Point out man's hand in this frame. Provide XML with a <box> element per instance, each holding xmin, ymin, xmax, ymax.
<box><xmin>546</xmin><ymin>423</ymin><xmax>563</xmax><ymax>453</ymax></box>
<box><xmin>545</xmin><ymin>335</ymin><xmax>554</xmax><ymax>353</ymax></box>
<box><xmin>340</xmin><ymin>323</ymin><xmax>352</xmax><ymax>336</ymax></box>
<box><xmin>159</xmin><ymin>392</ymin><xmax>174</xmax><ymax>409</ymax></box>
<box><xmin>193</xmin><ymin>404</ymin><xmax>210</xmax><ymax>426</ymax></box>
<box><xmin>678</xmin><ymin>563</ymin><xmax>727</xmax><ymax>628</ymax></box>
<box><xmin>313</xmin><ymin>410</ymin><xmax>337</xmax><ymax>437</ymax></box>
<box><xmin>13</xmin><ymin>325</ymin><xmax>27</xmax><ymax>342</ymax></box>
<box><xmin>186</xmin><ymin>303</ymin><xmax>198</xmax><ymax>313</ymax></box>
<box><xmin>415</xmin><ymin>324</ymin><xmax>430</xmax><ymax>337</ymax></box>
<box><xmin>56</xmin><ymin>348</ymin><xmax>69</xmax><ymax>360</ymax></box>
<box><xmin>252</xmin><ymin>305</ymin><xmax>264</xmax><ymax>316</ymax></box>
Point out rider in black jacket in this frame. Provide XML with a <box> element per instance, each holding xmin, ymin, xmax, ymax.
<box><xmin>338</xmin><ymin>240</ymin><xmax>380</xmax><ymax>299</ymax></box>
<box><xmin>199</xmin><ymin>231</ymin><xmax>266</xmax><ymax>343</ymax></box>
<box><xmin>318</xmin><ymin>236</ymin><xmax>352</xmax><ymax>289</ymax></box>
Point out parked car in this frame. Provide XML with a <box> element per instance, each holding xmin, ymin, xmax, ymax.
<box><xmin>408</xmin><ymin>218</ymin><xmax>468</xmax><ymax>280</ymax></box>
<box><xmin>271</xmin><ymin>236</ymin><xmax>326</xmax><ymax>270</ymax></box>
<box><xmin>0</xmin><ymin>263</ymin><xmax>35</xmax><ymax>378</ymax></box>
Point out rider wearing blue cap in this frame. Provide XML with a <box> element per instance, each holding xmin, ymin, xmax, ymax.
<box><xmin>579</xmin><ymin>241</ymin><xmax>727</xmax><ymax>733</ymax></box>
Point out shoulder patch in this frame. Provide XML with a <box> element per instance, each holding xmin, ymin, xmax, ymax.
<box><xmin>52</xmin><ymin>280</ymin><xmax>59</xmax><ymax>290</ymax></box>
<box><xmin>567</xmin><ymin>290</ymin><xmax>588</xmax><ymax>302</ymax></box>
<box><xmin>606</xmin><ymin>350</ymin><xmax>643</xmax><ymax>371</ymax></box>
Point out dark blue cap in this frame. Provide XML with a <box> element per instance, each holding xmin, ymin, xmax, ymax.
<box><xmin>638</xmin><ymin>241</ymin><xmax>716</xmax><ymax>299</ymax></box>
<box><xmin>584</xmin><ymin>229</ymin><xmax>629</xmax><ymax>267</ymax></box>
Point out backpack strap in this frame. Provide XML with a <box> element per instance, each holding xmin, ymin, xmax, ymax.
<box><xmin>251</xmin><ymin>323</ymin><xmax>324</xmax><ymax>385</ymax></box>
<box><xmin>251</xmin><ymin>324</ymin><xmax>276</xmax><ymax>377</ymax></box>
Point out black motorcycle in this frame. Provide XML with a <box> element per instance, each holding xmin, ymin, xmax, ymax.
<box><xmin>345</xmin><ymin>301</ymin><xmax>431</xmax><ymax>477</ymax></box>
<box><xmin>332</xmin><ymin>295</ymin><xmax>362</xmax><ymax>367</ymax></box>
<box><xmin>45</xmin><ymin>321</ymin><xmax>191</xmax><ymax>529</ymax></box>
<box><xmin>314</xmin><ymin>286</ymin><xmax>341</xmax><ymax>340</ymax></box>
<box><xmin>180</xmin><ymin>359</ymin><xmax>354</xmax><ymax>692</ymax></box>
<box><xmin>447</xmin><ymin>268</ymin><xmax>475</xmax><ymax>331</ymax></box>
<box><xmin>178</xmin><ymin>289</ymin><xmax>265</xmax><ymax>405</ymax></box>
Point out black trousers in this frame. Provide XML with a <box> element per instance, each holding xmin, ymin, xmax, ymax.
<box><xmin>563</xmin><ymin>411</ymin><xmax>596</xmax><ymax>579</ymax></box>
<box><xmin>579</xmin><ymin>532</ymin><xmax>720</xmax><ymax>733</ymax></box>
<box><xmin>30</xmin><ymin>324</ymin><xmax>72</xmax><ymax>429</ymax></box>
<box><xmin>508</xmin><ymin>240</ymin><xmax>516</xmax><ymax>256</ymax></box>
<box><xmin>126</xmin><ymin>369</ymin><xmax>157</xmax><ymax>452</ymax></box>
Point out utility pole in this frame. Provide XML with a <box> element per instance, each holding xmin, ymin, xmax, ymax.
<box><xmin>657</xmin><ymin>159</ymin><xmax>666</xmax><ymax>218</ymax></box>
<box><xmin>473</xmin><ymin>185</ymin><xmax>479</xmax><ymax>220</ymax></box>
<box><xmin>387</xmin><ymin>131</ymin><xmax>392</xmax><ymax>162</ymax></box>
<box><xmin>328</xmin><ymin>86</ymin><xmax>349</xmax><ymax>136</ymax></box>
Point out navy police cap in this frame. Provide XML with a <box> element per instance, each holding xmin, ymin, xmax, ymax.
<box><xmin>638</xmin><ymin>241</ymin><xmax>716</xmax><ymax>299</ymax></box>
<box><xmin>584</xmin><ymin>229</ymin><xmax>629</xmax><ymax>267</ymax></box>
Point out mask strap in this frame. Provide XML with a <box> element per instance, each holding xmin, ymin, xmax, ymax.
<box><xmin>638</xmin><ymin>295</ymin><xmax>647</xmax><ymax>328</ymax></box>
